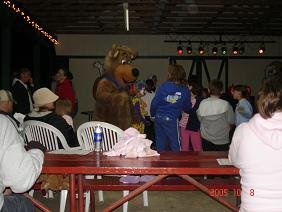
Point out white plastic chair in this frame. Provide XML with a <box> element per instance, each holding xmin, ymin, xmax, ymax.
<box><xmin>77</xmin><ymin>121</ymin><xmax>149</xmax><ymax>212</ymax></box>
<box><xmin>23</xmin><ymin>120</ymin><xmax>75</xmax><ymax>212</ymax></box>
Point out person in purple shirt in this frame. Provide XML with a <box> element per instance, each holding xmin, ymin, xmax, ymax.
<box><xmin>151</xmin><ymin>64</ymin><xmax>192</xmax><ymax>152</ymax></box>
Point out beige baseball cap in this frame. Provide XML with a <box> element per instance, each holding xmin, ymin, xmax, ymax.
<box><xmin>0</xmin><ymin>89</ymin><xmax>16</xmax><ymax>103</ymax></box>
<box><xmin>33</xmin><ymin>87</ymin><xmax>59</xmax><ymax>107</ymax></box>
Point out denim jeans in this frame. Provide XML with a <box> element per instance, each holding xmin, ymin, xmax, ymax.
<box><xmin>1</xmin><ymin>194</ymin><xmax>35</xmax><ymax>212</ymax></box>
<box><xmin>154</xmin><ymin>115</ymin><xmax>180</xmax><ymax>152</ymax></box>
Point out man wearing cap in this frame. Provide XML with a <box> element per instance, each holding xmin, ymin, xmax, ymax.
<box><xmin>0</xmin><ymin>89</ymin><xmax>18</xmax><ymax>127</ymax></box>
<box><xmin>0</xmin><ymin>90</ymin><xmax>45</xmax><ymax>211</ymax></box>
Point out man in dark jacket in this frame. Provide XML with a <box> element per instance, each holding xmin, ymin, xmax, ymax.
<box><xmin>11</xmin><ymin>68</ymin><xmax>35</xmax><ymax>115</ymax></box>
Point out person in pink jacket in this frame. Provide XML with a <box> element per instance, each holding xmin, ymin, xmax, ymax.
<box><xmin>229</xmin><ymin>71</ymin><xmax>282</xmax><ymax>212</ymax></box>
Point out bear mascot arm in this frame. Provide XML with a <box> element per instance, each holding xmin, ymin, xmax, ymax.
<box><xmin>93</xmin><ymin>44</ymin><xmax>140</xmax><ymax>130</ymax></box>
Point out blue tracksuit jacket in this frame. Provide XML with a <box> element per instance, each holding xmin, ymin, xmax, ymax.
<box><xmin>150</xmin><ymin>81</ymin><xmax>191</xmax><ymax>152</ymax></box>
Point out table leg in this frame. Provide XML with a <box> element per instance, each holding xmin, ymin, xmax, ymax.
<box><xmin>70</xmin><ymin>174</ymin><xmax>76</xmax><ymax>212</ymax></box>
<box><xmin>236</xmin><ymin>196</ymin><xmax>241</xmax><ymax>208</ymax></box>
<box><xmin>179</xmin><ymin>175</ymin><xmax>239</xmax><ymax>212</ymax></box>
<box><xmin>78</xmin><ymin>174</ymin><xmax>84</xmax><ymax>212</ymax></box>
<box><xmin>90</xmin><ymin>190</ymin><xmax>95</xmax><ymax>212</ymax></box>
<box><xmin>103</xmin><ymin>175</ymin><xmax>168</xmax><ymax>212</ymax></box>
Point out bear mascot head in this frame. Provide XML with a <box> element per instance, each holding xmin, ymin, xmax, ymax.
<box><xmin>93</xmin><ymin>44</ymin><xmax>140</xmax><ymax>130</ymax></box>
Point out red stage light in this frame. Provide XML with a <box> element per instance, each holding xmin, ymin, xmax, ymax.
<box><xmin>177</xmin><ymin>46</ymin><xmax>183</xmax><ymax>55</ymax></box>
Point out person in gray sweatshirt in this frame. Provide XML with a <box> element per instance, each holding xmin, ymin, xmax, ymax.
<box><xmin>197</xmin><ymin>79</ymin><xmax>235</xmax><ymax>151</ymax></box>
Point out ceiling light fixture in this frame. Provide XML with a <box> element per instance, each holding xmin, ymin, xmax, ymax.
<box><xmin>187</xmin><ymin>46</ymin><xmax>192</xmax><ymax>54</ymax></box>
<box><xmin>198</xmin><ymin>47</ymin><xmax>204</xmax><ymax>55</ymax></box>
<box><xmin>177</xmin><ymin>44</ymin><xmax>183</xmax><ymax>55</ymax></box>
<box><xmin>232</xmin><ymin>47</ymin><xmax>239</xmax><ymax>55</ymax></box>
<box><xmin>258</xmin><ymin>43</ymin><xmax>265</xmax><ymax>54</ymax></box>
<box><xmin>232</xmin><ymin>42</ymin><xmax>239</xmax><ymax>55</ymax></box>
<box><xmin>123</xmin><ymin>2</ymin><xmax>129</xmax><ymax>31</ymax></box>
<box><xmin>186</xmin><ymin>41</ymin><xmax>192</xmax><ymax>54</ymax></box>
<box><xmin>212</xmin><ymin>47</ymin><xmax>217</xmax><ymax>55</ymax></box>
<box><xmin>212</xmin><ymin>47</ymin><xmax>218</xmax><ymax>55</ymax></box>
<box><xmin>198</xmin><ymin>43</ymin><xmax>204</xmax><ymax>55</ymax></box>
<box><xmin>211</xmin><ymin>42</ymin><xmax>218</xmax><ymax>55</ymax></box>
<box><xmin>221</xmin><ymin>43</ymin><xmax>227</xmax><ymax>55</ymax></box>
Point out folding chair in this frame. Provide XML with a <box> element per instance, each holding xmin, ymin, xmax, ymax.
<box><xmin>77</xmin><ymin>121</ymin><xmax>149</xmax><ymax>212</ymax></box>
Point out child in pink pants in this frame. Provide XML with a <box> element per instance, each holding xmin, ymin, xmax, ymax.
<box><xmin>180</xmin><ymin>82</ymin><xmax>202</xmax><ymax>151</ymax></box>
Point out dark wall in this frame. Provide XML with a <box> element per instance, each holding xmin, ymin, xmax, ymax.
<box><xmin>54</xmin><ymin>56</ymin><xmax>69</xmax><ymax>74</ymax></box>
<box><xmin>0</xmin><ymin>3</ymin><xmax>56</xmax><ymax>89</ymax></box>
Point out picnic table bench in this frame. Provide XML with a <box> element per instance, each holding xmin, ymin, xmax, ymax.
<box><xmin>82</xmin><ymin>175</ymin><xmax>241</xmax><ymax>210</ymax></box>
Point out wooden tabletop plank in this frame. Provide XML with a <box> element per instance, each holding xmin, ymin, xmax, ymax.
<box><xmin>42</xmin><ymin>151</ymin><xmax>239</xmax><ymax>175</ymax></box>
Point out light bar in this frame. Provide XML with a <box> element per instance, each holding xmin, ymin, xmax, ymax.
<box><xmin>123</xmin><ymin>2</ymin><xmax>129</xmax><ymax>31</ymax></box>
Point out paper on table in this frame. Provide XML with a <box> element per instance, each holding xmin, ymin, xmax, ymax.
<box><xmin>49</xmin><ymin>149</ymin><xmax>93</xmax><ymax>155</ymax></box>
<box><xmin>217</xmin><ymin>158</ymin><xmax>233</xmax><ymax>166</ymax></box>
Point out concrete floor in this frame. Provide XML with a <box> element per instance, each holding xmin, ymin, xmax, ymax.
<box><xmin>35</xmin><ymin>190</ymin><xmax>237</xmax><ymax>212</ymax></box>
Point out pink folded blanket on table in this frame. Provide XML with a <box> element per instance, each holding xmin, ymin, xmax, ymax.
<box><xmin>103</xmin><ymin>127</ymin><xmax>159</xmax><ymax>158</ymax></box>
<box><xmin>103</xmin><ymin>127</ymin><xmax>159</xmax><ymax>183</ymax></box>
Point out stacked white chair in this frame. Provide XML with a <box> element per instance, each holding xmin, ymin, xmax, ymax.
<box><xmin>23</xmin><ymin>120</ymin><xmax>78</xmax><ymax>212</ymax></box>
<box><xmin>77</xmin><ymin>121</ymin><xmax>149</xmax><ymax>212</ymax></box>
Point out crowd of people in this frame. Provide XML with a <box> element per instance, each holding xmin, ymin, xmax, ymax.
<box><xmin>5</xmin><ymin>65</ymin><xmax>256</xmax><ymax>154</ymax></box>
<box><xmin>0</xmin><ymin>63</ymin><xmax>282</xmax><ymax>211</ymax></box>
<box><xmin>132</xmin><ymin>64</ymin><xmax>254</xmax><ymax>153</ymax></box>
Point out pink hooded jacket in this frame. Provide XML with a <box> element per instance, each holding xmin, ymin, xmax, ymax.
<box><xmin>229</xmin><ymin>112</ymin><xmax>282</xmax><ymax>212</ymax></box>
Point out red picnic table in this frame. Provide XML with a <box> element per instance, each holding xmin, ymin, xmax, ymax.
<box><xmin>42</xmin><ymin>151</ymin><xmax>239</xmax><ymax>212</ymax></box>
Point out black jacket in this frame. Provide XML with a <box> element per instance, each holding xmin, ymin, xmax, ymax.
<box><xmin>11</xmin><ymin>81</ymin><xmax>33</xmax><ymax>115</ymax></box>
<box><xmin>186</xmin><ymin>96</ymin><xmax>203</xmax><ymax>132</ymax></box>
<box><xmin>25</xmin><ymin>112</ymin><xmax>79</xmax><ymax>148</ymax></box>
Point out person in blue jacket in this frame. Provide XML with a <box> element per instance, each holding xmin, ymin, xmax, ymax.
<box><xmin>150</xmin><ymin>64</ymin><xmax>192</xmax><ymax>152</ymax></box>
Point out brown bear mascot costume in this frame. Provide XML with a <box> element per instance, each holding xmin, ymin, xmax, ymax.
<box><xmin>93</xmin><ymin>44</ymin><xmax>140</xmax><ymax>130</ymax></box>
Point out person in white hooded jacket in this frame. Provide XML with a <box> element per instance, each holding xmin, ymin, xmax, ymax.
<box><xmin>0</xmin><ymin>113</ymin><xmax>44</xmax><ymax>211</ymax></box>
<box><xmin>229</xmin><ymin>71</ymin><xmax>282</xmax><ymax>212</ymax></box>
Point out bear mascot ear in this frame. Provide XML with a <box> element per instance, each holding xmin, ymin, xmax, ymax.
<box><xmin>113</xmin><ymin>51</ymin><xmax>120</xmax><ymax>58</ymax></box>
<box><xmin>110</xmin><ymin>44</ymin><xmax>120</xmax><ymax>58</ymax></box>
<box><xmin>104</xmin><ymin>44</ymin><xmax>120</xmax><ymax>72</ymax></box>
